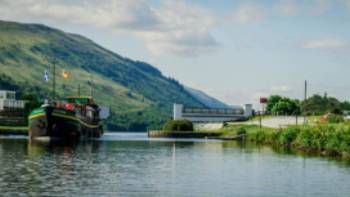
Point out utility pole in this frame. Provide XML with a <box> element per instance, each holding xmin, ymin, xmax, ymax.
<box><xmin>303</xmin><ymin>80</ymin><xmax>308</xmax><ymax>125</ymax></box>
<box><xmin>259</xmin><ymin>111</ymin><xmax>262</xmax><ymax>129</ymax></box>
<box><xmin>304</xmin><ymin>80</ymin><xmax>307</xmax><ymax>101</ymax></box>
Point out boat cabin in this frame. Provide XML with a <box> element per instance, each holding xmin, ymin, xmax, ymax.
<box><xmin>65</xmin><ymin>96</ymin><xmax>99</xmax><ymax>120</ymax></box>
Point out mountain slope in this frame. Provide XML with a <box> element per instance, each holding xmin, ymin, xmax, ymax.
<box><xmin>0</xmin><ymin>20</ymin><xmax>207</xmax><ymax>130</ymax></box>
<box><xmin>185</xmin><ymin>87</ymin><xmax>230</xmax><ymax>108</ymax></box>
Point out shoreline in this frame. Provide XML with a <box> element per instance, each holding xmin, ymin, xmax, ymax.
<box><xmin>148</xmin><ymin>130</ymin><xmax>221</xmax><ymax>138</ymax></box>
<box><xmin>0</xmin><ymin>126</ymin><xmax>28</xmax><ymax>136</ymax></box>
<box><xmin>148</xmin><ymin>123</ymin><xmax>350</xmax><ymax>160</ymax></box>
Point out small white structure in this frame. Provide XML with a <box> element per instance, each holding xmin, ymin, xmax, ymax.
<box><xmin>0</xmin><ymin>90</ymin><xmax>25</xmax><ymax>111</ymax></box>
<box><xmin>173</xmin><ymin>103</ymin><xmax>184</xmax><ymax>120</ymax></box>
<box><xmin>173</xmin><ymin>103</ymin><xmax>253</xmax><ymax>123</ymax></box>
<box><xmin>244</xmin><ymin>104</ymin><xmax>253</xmax><ymax>117</ymax></box>
<box><xmin>99</xmin><ymin>106</ymin><xmax>110</xmax><ymax>119</ymax></box>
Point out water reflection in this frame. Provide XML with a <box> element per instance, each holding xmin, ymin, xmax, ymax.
<box><xmin>0</xmin><ymin>133</ymin><xmax>350</xmax><ymax>196</ymax></box>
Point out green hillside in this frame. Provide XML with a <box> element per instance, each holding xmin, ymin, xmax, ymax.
<box><xmin>0</xmin><ymin>20</ymin><xmax>204</xmax><ymax>130</ymax></box>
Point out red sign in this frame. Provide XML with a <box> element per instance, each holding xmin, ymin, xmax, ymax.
<box><xmin>260</xmin><ymin>97</ymin><xmax>268</xmax><ymax>104</ymax></box>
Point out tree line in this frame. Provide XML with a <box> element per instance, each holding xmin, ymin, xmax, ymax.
<box><xmin>265</xmin><ymin>94</ymin><xmax>350</xmax><ymax>116</ymax></box>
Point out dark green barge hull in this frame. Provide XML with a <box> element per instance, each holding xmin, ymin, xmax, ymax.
<box><xmin>28</xmin><ymin>106</ymin><xmax>103</xmax><ymax>140</ymax></box>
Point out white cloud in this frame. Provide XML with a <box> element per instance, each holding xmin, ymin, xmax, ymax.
<box><xmin>271</xmin><ymin>85</ymin><xmax>290</xmax><ymax>92</ymax></box>
<box><xmin>230</xmin><ymin>4</ymin><xmax>268</xmax><ymax>24</ymax></box>
<box><xmin>274</xmin><ymin>0</ymin><xmax>300</xmax><ymax>16</ymax></box>
<box><xmin>141</xmin><ymin>1</ymin><xmax>218</xmax><ymax>56</ymax></box>
<box><xmin>0</xmin><ymin>0</ymin><xmax>218</xmax><ymax>57</ymax></box>
<box><xmin>302</xmin><ymin>38</ymin><xmax>347</xmax><ymax>49</ymax></box>
<box><xmin>274</xmin><ymin>0</ymin><xmax>331</xmax><ymax>16</ymax></box>
<box><xmin>310</xmin><ymin>0</ymin><xmax>332</xmax><ymax>15</ymax></box>
<box><xmin>346</xmin><ymin>0</ymin><xmax>350</xmax><ymax>11</ymax></box>
<box><xmin>227</xmin><ymin>0</ymin><xmax>333</xmax><ymax>26</ymax></box>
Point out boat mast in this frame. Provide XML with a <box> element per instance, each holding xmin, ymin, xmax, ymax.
<box><xmin>52</xmin><ymin>57</ymin><xmax>56</xmax><ymax>100</ymax></box>
<box><xmin>90</xmin><ymin>72</ymin><xmax>93</xmax><ymax>97</ymax></box>
<box><xmin>78</xmin><ymin>84</ymin><xmax>81</xmax><ymax>97</ymax></box>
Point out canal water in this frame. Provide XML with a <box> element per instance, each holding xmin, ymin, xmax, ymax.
<box><xmin>0</xmin><ymin>132</ymin><xmax>350</xmax><ymax>197</ymax></box>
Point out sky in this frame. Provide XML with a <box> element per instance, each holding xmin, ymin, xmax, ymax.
<box><xmin>1</xmin><ymin>0</ymin><xmax>350</xmax><ymax>108</ymax></box>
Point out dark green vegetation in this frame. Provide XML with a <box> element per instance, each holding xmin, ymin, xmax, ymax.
<box><xmin>266</xmin><ymin>94</ymin><xmax>350</xmax><ymax>116</ymax></box>
<box><xmin>20</xmin><ymin>93</ymin><xmax>42</xmax><ymax>116</ymax></box>
<box><xmin>0</xmin><ymin>20</ymin><xmax>212</xmax><ymax>130</ymax></box>
<box><xmin>327</xmin><ymin>114</ymin><xmax>345</xmax><ymax>124</ymax></box>
<box><xmin>302</xmin><ymin>94</ymin><xmax>350</xmax><ymax>115</ymax></box>
<box><xmin>0</xmin><ymin>125</ymin><xmax>28</xmax><ymax>135</ymax></box>
<box><xmin>266</xmin><ymin>95</ymin><xmax>300</xmax><ymax>115</ymax></box>
<box><xmin>220</xmin><ymin>124</ymin><xmax>350</xmax><ymax>159</ymax></box>
<box><xmin>163</xmin><ymin>119</ymin><xmax>194</xmax><ymax>131</ymax></box>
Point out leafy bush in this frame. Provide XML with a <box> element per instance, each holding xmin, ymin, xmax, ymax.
<box><xmin>163</xmin><ymin>119</ymin><xmax>194</xmax><ymax>131</ymax></box>
<box><xmin>327</xmin><ymin>114</ymin><xmax>344</xmax><ymax>124</ymax></box>
<box><xmin>267</xmin><ymin>95</ymin><xmax>300</xmax><ymax>115</ymax></box>
<box><xmin>278</xmin><ymin>127</ymin><xmax>300</xmax><ymax>146</ymax></box>
<box><xmin>226</xmin><ymin>124</ymin><xmax>350</xmax><ymax>157</ymax></box>
<box><xmin>21</xmin><ymin>93</ymin><xmax>42</xmax><ymax>115</ymax></box>
<box><xmin>301</xmin><ymin>94</ymin><xmax>349</xmax><ymax>115</ymax></box>
<box><xmin>245</xmin><ymin>126</ymin><xmax>277</xmax><ymax>144</ymax></box>
<box><xmin>236</xmin><ymin>127</ymin><xmax>247</xmax><ymax>135</ymax></box>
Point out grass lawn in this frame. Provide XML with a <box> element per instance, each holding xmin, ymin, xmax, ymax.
<box><xmin>307</xmin><ymin>115</ymin><xmax>322</xmax><ymax>123</ymax></box>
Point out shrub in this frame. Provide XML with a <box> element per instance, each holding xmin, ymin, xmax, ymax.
<box><xmin>236</xmin><ymin>127</ymin><xmax>247</xmax><ymax>136</ymax></box>
<box><xmin>278</xmin><ymin>127</ymin><xmax>300</xmax><ymax>146</ymax></box>
<box><xmin>246</xmin><ymin>127</ymin><xmax>277</xmax><ymax>144</ymax></box>
<box><xmin>327</xmin><ymin>114</ymin><xmax>344</xmax><ymax>124</ymax></box>
<box><xmin>163</xmin><ymin>119</ymin><xmax>194</xmax><ymax>131</ymax></box>
<box><xmin>295</xmin><ymin>127</ymin><xmax>313</xmax><ymax>147</ymax></box>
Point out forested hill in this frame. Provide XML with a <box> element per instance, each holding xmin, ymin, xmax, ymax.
<box><xmin>0</xmin><ymin>20</ymin><xmax>222</xmax><ymax>130</ymax></box>
<box><xmin>185</xmin><ymin>87</ymin><xmax>230</xmax><ymax>109</ymax></box>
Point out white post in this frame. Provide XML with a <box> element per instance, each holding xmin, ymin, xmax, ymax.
<box><xmin>173</xmin><ymin>103</ymin><xmax>183</xmax><ymax>120</ymax></box>
<box><xmin>244</xmin><ymin>104</ymin><xmax>253</xmax><ymax>117</ymax></box>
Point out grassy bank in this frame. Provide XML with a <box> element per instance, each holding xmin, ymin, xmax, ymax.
<box><xmin>0</xmin><ymin>125</ymin><xmax>28</xmax><ymax>135</ymax></box>
<box><xmin>148</xmin><ymin>130</ymin><xmax>221</xmax><ymax>138</ymax></box>
<box><xmin>220</xmin><ymin>124</ymin><xmax>350</xmax><ymax>159</ymax></box>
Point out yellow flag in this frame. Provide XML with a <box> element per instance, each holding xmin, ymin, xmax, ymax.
<box><xmin>62</xmin><ymin>70</ymin><xmax>70</xmax><ymax>79</ymax></box>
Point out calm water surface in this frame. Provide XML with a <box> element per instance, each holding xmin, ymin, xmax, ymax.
<box><xmin>0</xmin><ymin>132</ymin><xmax>350</xmax><ymax>197</ymax></box>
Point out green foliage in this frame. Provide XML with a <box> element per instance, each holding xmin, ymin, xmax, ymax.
<box><xmin>301</xmin><ymin>94</ymin><xmax>345</xmax><ymax>115</ymax></box>
<box><xmin>236</xmin><ymin>127</ymin><xmax>247</xmax><ymax>135</ymax></box>
<box><xmin>278</xmin><ymin>127</ymin><xmax>300</xmax><ymax>145</ymax></box>
<box><xmin>267</xmin><ymin>94</ymin><xmax>350</xmax><ymax>116</ymax></box>
<box><xmin>340</xmin><ymin>101</ymin><xmax>350</xmax><ymax>111</ymax></box>
<box><xmin>327</xmin><ymin>114</ymin><xmax>344</xmax><ymax>124</ymax></box>
<box><xmin>163</xmin><ymin>119</ymin><xmax>194</xmax><ymax>132</ymax></box>
<box><xmin>20</xmin><ymin>93</ymin><xmax>42</xmax><ymax>115</ymax></box>
<box><xmin>222</xmin><ymin>124</ymin><xmax>350</xmax><ymax>157</ymax></box>
<box><xmin>221</xmin><ymin>125</ymin><xmax>277</xmax><ymax>144</ymax></box>
<box><xmin>267</xmin><ymin>95</ymin><xmax>300</xmax><ymax>115</ymax></box>
<box><xmin>266</xmin><ymin>95</ymin><xmax>282</xmax><ymax>113</ymax></box>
